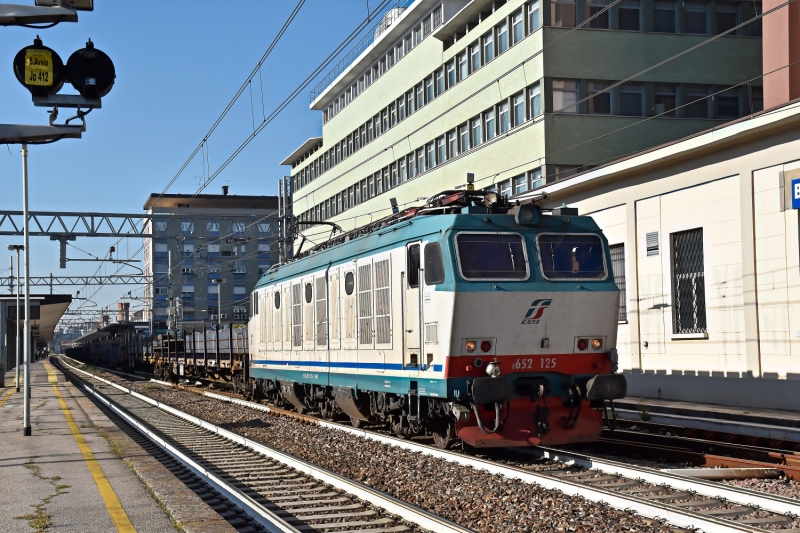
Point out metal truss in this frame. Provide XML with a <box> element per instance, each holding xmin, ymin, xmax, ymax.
<box><xmin>0</xmin><ymin>211</ymin><xmax>154</xmax><ymax>238</ymax></box>
<box><xmin>0</xmin><ymin>274</ymin><xmax>150</xmax><ymax>287</ymax></box>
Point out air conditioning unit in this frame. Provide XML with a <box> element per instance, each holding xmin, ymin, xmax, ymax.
<box><xmin>181</xmin><ymin>268</ymin><xmax>194</xmax><ymax>274</ymax></box>
<box><xmin>220</xmin><ymin>313</ymin><xmax>228</xmax><ymax>319</ymax></box>
<box><xmin>233</xmin><ymin>314</ymin><xmax>242</xmax><ymax>320</ymax></box>
<box><xmin>209</xmin><ymin>314</ymin><xmax>218</xmax><ymax>320</ymax></box>
<box><xmin>232</xmin><ymin>268</ymin><xmax>246</xmax><ymax>274</ymax></box>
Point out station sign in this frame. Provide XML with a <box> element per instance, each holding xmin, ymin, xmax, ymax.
<box><xmin>793</xmin><ymin>178</ymin><xmax>800</xmax><ymax>210</ymax></box>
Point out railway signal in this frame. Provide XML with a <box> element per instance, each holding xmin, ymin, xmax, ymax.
<box><xmin>12</xmin><ymin>36</ymin><xmax>66</xmax><ymax>96</ymax></box>
<box><xmin>66</xmin><ymin>39</ymin><xmax>115</xmax><ymax>98</ymax></box>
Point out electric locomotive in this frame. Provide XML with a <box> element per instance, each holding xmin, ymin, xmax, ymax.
<box><xmin>248</xmin><ymin>190</ymin><xmax>626</xmax><ymax>449</ymax></box>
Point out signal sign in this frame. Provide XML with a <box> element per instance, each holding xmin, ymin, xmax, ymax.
<box><xmin>13</xmin><ymin>36</ymin><xmax>65</xmax><ymax>96</ymax></box>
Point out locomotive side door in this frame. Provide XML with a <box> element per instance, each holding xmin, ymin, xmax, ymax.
<box><xmin>404</xmin><ymin>242</ymin><xmax>422</xmax><ymax>370</ymax></box>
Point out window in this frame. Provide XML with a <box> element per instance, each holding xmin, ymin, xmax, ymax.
<box><xmin>749</xmin><ymin>86</ymin><xmax>764</xmax><ymax>114</ymax></box>
<box><xmin>345</xmin><ymin>272</ymin><xmax>355</xmax><ymax>295</ymax></box>
<box><xmin>551</xmin><ymin>0</ymin><xmax>576</xmax><ymax>27</ymax></box>
<box><xmin>618</xmin><ymin>0</ymin><xmax>640</xmax><ymax>30</ymax></box>
<box><xmin>436</xmin><ymin>137</ymin><xmax>445</xmax><ymax>163</ymax></box>
<box><xmin>483</xmin><ymin>32</ymin><xmax>494</xmax><ymax>62</ymax></box>
<box><xmin>471</xmin><ymin>117</ymin><xmax>482</xmax><ymax>147</ymax></box>
<box><xmin>499</xmin><ymin>101</ymin><xmax>510</xmax><ymax>133</ymax></box>
<box><xmin>408</xmin><ymin>154</ymin><xmax>417</xmax><ymax>178</ymax></box>
<box><xmin>499</xmin><ymin>180</ymin><xmax>511</xmax><ymax>198</ymax></box>
<box><xmin>513</xmin><ymin>174</ymin><xmax>528</xmax><ymax>195</ymax></box>
<box><xmin>399</xmin><ymin>158</ymin><xmax>407</xmax><ymax>182</ymax></box>
<box><xmin>426</xmin><ymin>142</ymin><xmax>435</xmax><ymax>168</ymax></box>
<box><xmin>717</xmin><ymin>88</ymin><xmax>740</xmax><ymax>119</ymax></box>
<box><xmin>206</xmin><ymin>221</ymin><xmax>219</xmax><ymax>232</ymax></box>
<box><xmin>456</xmin><ymin>233</ymin><xmax>529</xmax><ymax>280</ymax></box>
<box><xmin>512</xmin><ymin>92</ymin><xmax>525</xmax><ymax>125</ymax></box>
<box><xmin>684</xmin><ymin>1</ymin><xmax>708</xmax><ymax>34</ymax></box>
<box><xmin>537</xmin><ymin>233</ymin><xmax>606</xmax><ymax>280</ymax></box>
<box><xmin>181</xmin><ymin>221</ymin><xmax>194</xmax><ymax>234</ymax></box>
<box><xmin>653</xmin><ymin>1</ymin><xmax>676</xmax><ymax>32</ymax></box>
<box><xmin>207</xmin><ymin>243</ymin><xmax>220</xmax><ymax>253</ymax></box>
<box><xmin>446</xmin><ymin>60</ymin><xmax>456</xmax><ymax>88</ymax></box>
<box><xmin>425</xmin><ymin>76</ymin><xmax>434</xmax><ymax>103</ymax></box>
<box><xmin>390</xmin><ymin>102</ymin><xmax>397</xmax><ymax>127</ymax></box>
<box><xmin>530</xmin><ymin>83</ymin><xmax>542</xmax><ymax>117</ymax></box>
<box><xmin>435</xmin><ymin>68</ymin><xmax>445</xmax><ymax>95</ymax></box>
<box><xmin>457</xmin><ymin>52</ymin><xmax>468</xmax><ymax>81</ymax></box>
<box><xmin>685</xmin><ymin>85</ymin><xmax>709</xmax><ymax>118</ymax></box>
<box><xmin>528</xmin><ymin>1</ymin><xmax>541</xmax><ymax>31</ymax></box>
<box><xmin>553</xmin><ymin>80</ymin><xmax>578</xmax><ymax>113</ymax></box>
<box><xmin>512</xmin><ymin>9</ymin><xmax>524</xmax><ymax>43</ymax></box>
<box><xmin>672</xmin><ymin>228</ymin><xmax>706</xmax><ymax>333</ymax></box>
<box><xmin>417</xmin><ymin>148</ymin><xmax>426</xmax><ymax>173</ymax></box>
<box><xmin>484</xmin><ymin>109</ymin><xmax>496</xmax><ymax>140</ymax></box>
<box><xmin>416</xmin><ymin>83</ymin><xmax>424</xmax><ymax>108</ymax></box>
<box><xmin>459</xmin><ymin>123</ymin><xmax>470</xmax><ymax>152</ymax></box>
<box><xmin>424</xmin><ymin>243</ymin><xmax>445</xmax><ymax>285</ymax></box>
<box><xmin>610</xmin><ymin>244</ymin><xmax>627</xmax><ymax>321</ymax></box>
<box><xmin>470</xmin><ymin>42</ymin><xmax>481</xmax><ymax>73</ymax></box>
<box><xmin>232</xmin><ymin>221</ymin><xmax>246</xmax><ymax>233</ymax></box>
<box><xmin>398</xmin><ymin>97</ymin><xmax>406</xmax><ymax>121</ymax></box>
<box><xmin>530</xmin><ymin>168</ymin><xmax>544</xmax><ymax>189</ymax></box>
<box><xmin>585</xmin><ymin>0</ymin><xmax>609</xmax><ymax>29</ymax></box>
<box><xmin>154</xmin><ymin>242</ymin><xmax>168</xmax><ymax>253</ymax></box>
<box><xmin>654</xmin><ymin>84</ymin><xmax>677</xmax><ymax>117</ymax></box>
<box><xmin>407</xmin><ymin>90</ymin><xmax>416</xmax><ymax>115</ymax></box>
<box><xmin>407</xmin><ymin>244</ymin><xmax>420</xmax><ymax>287</ymax></box>
<box><xmin>447</xmin><ymin>130</ymin><xmax>457</xmax><ymax>158</ymax></box>
<box><xmin>497</xmin><ymin>21</ymin><xmax>509</xmax><ymax>54</ymax></box>
<box><xmin>588</xmin><ymin>81</ymin><xmax>611</xmax><ymax>114</ymax></box>
<box><xmin>620</xmin><ymin>83</ymin><xmax>643</xmax><ymax>116</ymax></box>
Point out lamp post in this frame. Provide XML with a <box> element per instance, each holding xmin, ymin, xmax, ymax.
<box><xmin>8</xmin><ymin>245</ymin><xmax>24</xmax><ymax>393</ymax></box>
<box><xmin>21</xmin><ymin>144</ymin><xmax>31</xmax><ymax>436</ymax></box>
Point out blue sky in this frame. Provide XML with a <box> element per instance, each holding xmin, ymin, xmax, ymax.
<box><xmin>0</xmin><ymin>0</ymin><xmax>386</xmax><ymax>318</ymax></box>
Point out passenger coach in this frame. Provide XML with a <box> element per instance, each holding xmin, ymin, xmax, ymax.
<box><xmin>248</xmin><ymin>191</ymin><xmax>626</xmax><ymax>449</ymax></box>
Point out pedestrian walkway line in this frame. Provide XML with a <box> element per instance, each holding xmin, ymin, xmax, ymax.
<box><xmin>43</xmin><ymin>361</ymin><xmax>136</xmax><ymax>533</ymax></box>
<box><xmin>0</xmin><ymin>387</ymin><xmax>13</xmax><ymax>408</ymax></box>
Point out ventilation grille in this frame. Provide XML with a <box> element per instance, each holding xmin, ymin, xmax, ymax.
<box><xmin>646</xmin><ymin>231</ymin><xmax>659</xmax><ymax>256</ymax></box>
<box><xmin>375</xmin><ymin>259</ymin><xmax>391</xmax><ymax>345</ymax></box>
<box><xmin>424</xmin><ymin>322</ymin><xmax>438</xmax><ymax>344</ymax></box>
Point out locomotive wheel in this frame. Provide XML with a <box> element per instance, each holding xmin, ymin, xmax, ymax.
<box><xmin>349</xmin><ymin>416</ymin><xmax>362</xmax><ymax>428</ymax></box>
<box><xmin>432</xmin><ymin>422</ymin><xmax>455</xmax><ymax>450</ymax></box>
<box><xmin>392</xmin><ymin>421</ymin><xmax>409</xmax><ymax>439</ymax></box>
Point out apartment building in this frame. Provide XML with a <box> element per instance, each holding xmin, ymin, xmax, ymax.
<box><xmin>142</xmin><ymin>191</ymin><xmax>278</xmax><ymax>332</ymax></box>
<box><xmin>283</xmin><ymin>0</ymin><xmax>762</xmax><ymax>241</ymax></box>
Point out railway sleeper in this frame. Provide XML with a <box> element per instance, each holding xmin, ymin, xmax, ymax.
<box><xmin>669</xmin><ymin>499</ymin><xmax>723</xmax><ymax>508</ymax></box>
<box><xmin>699</xmin><ymin>506</ymin><xmax>755</xmax><ymax>517</ymax></box>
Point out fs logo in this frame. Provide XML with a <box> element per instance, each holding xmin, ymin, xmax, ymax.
<box><xmin>521</xmin><ymin>299</ymin><xmax>552</xmax><ymax>324</ymax></box>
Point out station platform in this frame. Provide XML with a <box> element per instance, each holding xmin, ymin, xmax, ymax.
<box><xmin>0</xmin><ymin>361</ymin><xmax>238</xmax><ymax>533</ymax></box>
<box><xmin>616</xmin><ymin>396</ymin><xmax>800</xmax><ymax>441</ymax></box>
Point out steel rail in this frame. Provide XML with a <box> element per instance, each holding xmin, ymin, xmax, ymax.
<box><xmin>62</xmin><ymin>359</ymin><xmax>800</xmax><ymax>530</ymax></box>
<box><xmin>194</xmin><ymin>391</ymin><xmax>791</xmax><ymax>532</ymax></box>
<box><xmin>54</xmin><ymin>359</ymin><xmax>300</xmax><ymax>533</ymax></box>
<box><xmin>56</xmin><ymin>358</ymin><xmax>473</xmax><ymax>533</ymax></box>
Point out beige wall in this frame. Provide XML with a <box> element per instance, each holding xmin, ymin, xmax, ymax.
<box><xmin>536</xmin><ymin>107</ymin><xmax>800</xmax><ymax>409</ymax></box>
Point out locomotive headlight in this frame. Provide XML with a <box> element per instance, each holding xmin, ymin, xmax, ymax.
<box><xmin>465</xmin><ymin>340</ymin><xmax>477</xmax><ymax>353</ymax></box>
<box><xmin>485</xmin><ymin>360</ymin><xmax>501</xmax><ymax>378</ymax></box>
<box><xmin>591</xmin><ymin>338</ymin><xmax>603</xmax><ymax>350</ymax></box>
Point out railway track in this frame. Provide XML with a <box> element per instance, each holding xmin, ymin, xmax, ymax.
<box><xmin>53</xmin><ymin>358</ymin><xmax>470</xmax><ymax>533</ymax></box>
<box><xmin>589</xmin><ymin>429</ymin><xmax>800</xmax><ymax>480</ymax></box>
<box><xmin>64</xmin><ymin>359</ymin><xmax>800</xmax><ymax>532</ymax></box>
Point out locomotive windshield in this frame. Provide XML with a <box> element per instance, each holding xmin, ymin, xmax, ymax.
<box><xmin>536</xmin><ymin>233</ymin><xmax>607</xmax><ymax>280</ymax></box>
<box><xmin>455</xmin><ymin>232</ymin><xmax>529</xmax><ymax>280</ymax></box>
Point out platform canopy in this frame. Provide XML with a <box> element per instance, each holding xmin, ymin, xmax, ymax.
<box><xmin>1</xmin><ymin>294</ymin><xmax>72</xmax><ymax>345</ymax></box>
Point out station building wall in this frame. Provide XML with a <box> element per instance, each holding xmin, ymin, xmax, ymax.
<box><xmin>536</xmin><ymin>102</ymin><xmax>800</xmax><ymax>410</ymax></box>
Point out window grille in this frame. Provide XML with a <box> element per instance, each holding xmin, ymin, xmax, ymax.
<box><xmin>672</xmin><ymin>228</ymin><xmax>707</xmax><ymax>334</ymax></box>
<box><xmin>610</xmin><ymin>244</ymin><xmax>627</xmax><ymax>321</ymax></box>
<box><xmin>358</xmin><ymin>264</ymin><xmax>373</xmax><ymax>345</ymax></box>
<box><xmin>646</xmin><ymin>231</ymin><xmax>659</xmax><ymax>256</ymax></box>
<box><xmin>374</xmin><ymin>259</ymin><xmax>391</xmax><ymax>345</ymax></box>
<box><xmin>315</xmin><ymin>277</ymin><xmax>327</xmax><ymax>346</ymax></box>
<box><xmin>292</xmin><ymin>283</ymin><xmax>302</xmax><ymax>347</ymax></box>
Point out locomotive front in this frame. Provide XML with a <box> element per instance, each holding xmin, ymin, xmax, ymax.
<box><xmin>443</xmin><ymin>203</ymin><xmax>626</xmax><ymax>448</ymax></box>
